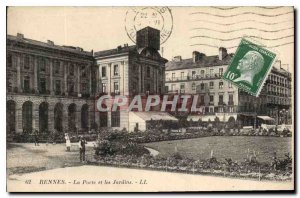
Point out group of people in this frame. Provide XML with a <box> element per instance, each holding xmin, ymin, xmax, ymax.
<box><xmin>31</xmin><ymin>130</ymin><xmax>88</xmax><ymax>162</ymax></box>
<box><xmin>64</xmin><ymin>133</ymin><xmax>87</xmax><ymax>162</ymax></box>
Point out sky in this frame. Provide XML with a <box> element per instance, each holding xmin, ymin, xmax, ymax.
<box><xmin>7</xmin><ymin>6</ymin><xmax>294</xmax><ymax>71</ymax></box>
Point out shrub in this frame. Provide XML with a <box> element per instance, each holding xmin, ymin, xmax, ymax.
<box><xmin>172</xmin><ymin>152</ymin><xmax>183</xmax><ymax>160</ymax></box>
<box><xmin>94</xmin><ymin>136</ymin><xmax>149</xmax><ymax>157</ymax></box>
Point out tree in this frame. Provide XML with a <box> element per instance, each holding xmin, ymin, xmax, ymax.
<box><xmin>228</xmin><ymin>116</ymin><xmax>236</xmax><ymax>129</ymax></box>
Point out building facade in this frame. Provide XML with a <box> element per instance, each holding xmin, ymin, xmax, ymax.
<box><xmin>94</xmin><ymin>27</ymin><xmax>168</xmax><ymax>131</ymax></box>
<box><xmin>6</xmin><ymin>33</ymin><xmax>97</xmax><ymax>135</ymax></box>
<box><xmin>6</xmin><ymin>29</ymin><xmax>292</xmax><ymax>136</ymax></box>
<box><xmin>165</xmin><ymin>48</ymin><xmax>292</xmax><ymax>126</ymax></box>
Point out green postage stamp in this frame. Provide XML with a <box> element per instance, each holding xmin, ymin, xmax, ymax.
<box><xmin>223</xmin><ymin>38</ymin><xmax>277</xmax><ymax>97</ymax></box>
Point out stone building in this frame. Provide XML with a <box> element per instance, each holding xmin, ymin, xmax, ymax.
<box><xmin>165</xmin><ymin>48</ymin><xmax>292</xmax><ymax>126</ymax></box>
<box><xmin>94</xmin><ymin>27</ymin><xmax>168</xmax><ymax>131</ymax></box>
<box><xmin>6</xmin><ymin>33</ymin><xmax>97</xmax><ymax>135</ymax></box>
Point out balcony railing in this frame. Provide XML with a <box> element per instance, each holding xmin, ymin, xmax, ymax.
<box><xmin>166</xmin><ymin>74</ymin><xmax>222</xmax><ymax>82</ymax></box>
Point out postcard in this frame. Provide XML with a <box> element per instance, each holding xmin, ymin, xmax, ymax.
<box><xmin>6</xmin><ymin>6</ymin><xmax>294</xmax><ymax>192</ymax></box>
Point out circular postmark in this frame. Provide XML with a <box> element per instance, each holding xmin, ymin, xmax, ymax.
<box><xmin>125</xmin><ymin>7</ymin><xmax>173</xmax><ymax>45</ymax></box>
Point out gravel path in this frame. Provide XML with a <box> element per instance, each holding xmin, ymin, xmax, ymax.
<box><xmin>7</xmin><ymin>165</ymin><xmax>293</xmax><ymax>192</ymax></box>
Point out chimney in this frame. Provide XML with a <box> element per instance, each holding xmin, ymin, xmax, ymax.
<box><xmin>192</xmin><ymin>51</ymin><xmax>200</xmax><ymax>63</ymax></box>
<box><xmin>136</xmin><ymin>26</ymin><xmax>160</xmax><ymax>50</ymax></box>
<box><xmin>117</xmin><ymin>45</ymin><xmax>122</xmax><ymax>51</ymax></box>
<box><xmin>76</xmin><ymin>47</ymin><xmax>83</xmax><ymax>52</ymax></box>
<box><xmin>17</xmin><ymin>33</ymin><xmax>24</xmax><ymax>39</ymax></box>
<box><xmin>275</xmin><ymin>60</ymin><xmax>282</xmax><ymax>69</ymax></box>
<box><xmin>192</xmin><ymin>51</ymin><xmax>205</xmax><ymax>63</ymax></box>
<box><xmin>173</xmin><ymin>56</ymin><xmax>182</xmax><ymax>62</ymax></box>
<box><xmin>47</xmin><ymin>40</ymin><xmax>54</xmax><ymax>46</ymax></box>
<box><xmin>219</xmin><ymin>47</ymin><xmax>227</xmax><ymax>60</ymax></box>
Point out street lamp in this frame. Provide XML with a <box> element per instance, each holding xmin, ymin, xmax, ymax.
<box><xmin>254</xmin><ymin>100</ymin><xmax>257</xmax><ymax>130</ymax></box>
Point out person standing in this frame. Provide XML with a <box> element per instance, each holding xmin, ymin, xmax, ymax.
<box><xmin>34</xmin><ymin>129</ymin><xmax>39</xmax><ymax>146</ymax></box>
<box><xmin>65</xmin><ymin>133</ymin><xmax>71</xmax><ymax>151</ymax></box>
<box><xmin>78</xmin><ymin>136</ymin><xmax>87</xmax><ymax>162</ymax></box>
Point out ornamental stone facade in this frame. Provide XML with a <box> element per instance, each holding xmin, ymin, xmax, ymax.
<box><xmin>6</xmin><ymin>33</ymin><xmax>97</xmax><ymax>134</ymax></box>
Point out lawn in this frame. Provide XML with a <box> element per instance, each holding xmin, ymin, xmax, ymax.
<box><xmin>144</xmin><ymin>136</ymin><xmax>293</xmax><ymax>163</ymax></box>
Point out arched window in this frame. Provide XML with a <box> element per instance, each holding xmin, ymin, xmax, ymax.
<box><xmin>7</xmin><ymin>100</ymin><xmax>16</xmax><ymax>133</ymax></box>
<box><xmin>81</xmin><ymin>104</ymin><xmax>89</xmax><ymax>131</ymax></box>
<box><xmin>22</xmin><ymin>101</ymin><xmax>33</xmax><ymax>133</ymax></box>
<box><xmin>39</xmin><ymin>102</ymin><xmax>48</xmax><ymax>133</ymax></box>
<box><xmin>54</xmin><ymin>103</ymin><xmax>63</xmax><ymax>132</ymax></box>
<box><xmin>68</xmin><ymin>103</ymin><xmax>77</xmax><ymax>131</ymax></box>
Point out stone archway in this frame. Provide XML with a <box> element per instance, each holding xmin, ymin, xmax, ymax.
<box><xmin>81</xmin><ymin>104</ymin><xmax>89</xmax><ymax>131</ymax></box>
<box><xmin>22</xmin><ymin>101</ymin><xmax>33</xmax><ymax>133</ymax></box>
<box><xmin>99</xmin><ymin>103</ymin><xmax>108</xmax><ymax>127</ymax></box>
<box><xmin>39</xmin><ymin>102</ymin><xmax>48</xmax><ymax>133</ymax></box>
<box><xmin>7</xmin><ymin>100</ymin><xmax>16</xmax><ymax>134</ymax></box>
<box><xmin>68</xmin><ymin>103</ymin><xmax>77</xmax><ymax>131</ymax></box>
<box><xmin>54</xmin><ymin>103</ymin><xmax>63</xmax><ymax>132</ymax></box>
<box><xmin>111</xmin><ymin>106</ymin><xmax>120</xmax><ymax>127</ymax></box>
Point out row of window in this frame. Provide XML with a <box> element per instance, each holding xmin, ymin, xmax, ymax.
<box><xmin>266</xmin><ymin>84</ymin><xmax>290</xmax><ymax>96</ymax></box>
<box><xmin>208</xmin><ymin>94</ymin><xmax>234</xmax><ymax>105</ymax></box>
<box><xmin>207</xmin><ymin>106</ymin><xmax>235</xmax><ymax>113</ymax></box>
<box><xmin>266</xmin><ymin>96</ymin><xmax>290</xmax><ymax>105</ymax></box>
<box><xmin>101</xmin><ymin>82</ymin><xmax>119</xmax><ymax>93</ymax></box>
<box><xmin>170</xmin><ymin>81</ymin><xmax>232</xmax><ymax>91</ymax></box>
<box><xmin>166</xmin><ymin>68</ymin><xmax>224</xmax><ymax>80</ymax></box>
<box><xmin>101</xmin><ymin>65</ymin><xmax>119</xmax><ymax>77</ymax></box>
<box><xmin>18</xmin><ymin>76</ymin><xmax>89</xmax><ymax>95</ymax></box>
<box><xmin>101</xmin><ymin>65</ymin><xmax>156</xmax><ymax>78</ymax></box>
<box><xmin>268</xmin><ymin>73</ymin><xmax>290</xmax><ymax>86</ymax></box>
<box><xmin>101</xmin><ymin>81</ymin><xmax>156</xmax><ymax>94</ymax></box>
<box><xmin>7</xmin><ymin>54</ymin><xmax>88</xmax><ymax>77</ymax></box>
<box><xmin>168</xmin><ymin>93</ymin><xmax>234</xmax><ymax>106</ymax></box>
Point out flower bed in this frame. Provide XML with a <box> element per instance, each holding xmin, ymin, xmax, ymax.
<box><xmin>92</xmin><ymin>152</ymin><xmax>292</xmax><ymax>181</ymax></box>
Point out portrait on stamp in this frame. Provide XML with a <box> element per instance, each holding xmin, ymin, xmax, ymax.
<box><xmin>223</xmin><ymin>38</ymin><xmax>277</xmax><ymax>96</ymax></box>
<box><xmin>233</xmin><ymin>50</ymin><xmax>265</xmax><ymax>86</ymax></box>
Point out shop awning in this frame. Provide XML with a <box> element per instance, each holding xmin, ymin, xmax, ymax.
<box><xmin>187</xmin><ymin>115</ymin><xmax>216</xmax><ymax>122</ymax></box>
<box><xmin>188</xmin><ymin>114</ymin><xmax>238</xmax><ymax>122</ymax></box>
<box><xmin>133</xmin><ymin>112</ymin><xmax>178</xmax><ymax>121</ymax></box>
<box><xmin>257</xmin><ymin>116</ymin><xmax>275</xmax><ymax>121</ymax></box>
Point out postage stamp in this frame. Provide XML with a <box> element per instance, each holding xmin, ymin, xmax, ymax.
<box><xmin>125</xmin><ymin>7</ymin><xmax>173</xmax><ymax>45</ymax></box>
<box><xmin>223</xmin><ymin>38</ymin><xmax>277</xmax><ymax>97</ymax></box>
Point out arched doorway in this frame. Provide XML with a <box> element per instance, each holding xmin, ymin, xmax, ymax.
<box><xmin>22</xmin><ymin>101</ymin><xmax>33</xmax><ymax>133</ymax></box>
<box><xmin>81</xmin><ymin>104</ymin><xmax>89</xmax><ymax>131</ymax></box>
<box><xmin>111</xmin><ymin>107</ymin><xmax>120</xmax><ymax>127</ymax></box>
<box><xmin>99</xmin><ymin>103</ymin><xmax>108</xmax><ymax>127</ymax></box>
<box><xmin>68</xmin><ymin>103</ymin><xmax>77</xmax><ymax>131</ymax></box>
<box><xmin>7</xmin><ymin>100</ymin><xmax>16</xmax><ymax>134</ymax></box>
<box><xmin>39</xmin><ymin>102</ymin><xmax>48</xmax><ymax>133</ymax></box>
<box><xmin>54</xmin><ymin>103</ymin><xmax>63</xmax><ymax>132</ymax></box>
<box><xmin>99</xmin><ymin>111</ymin><xmax>108</xmax><ymax>127</ymax></box>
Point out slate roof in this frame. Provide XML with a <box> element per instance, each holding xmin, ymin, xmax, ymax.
<box><xmin>94</xmin><ymin>45</ymin><xmax>168</xmax><ymax>63</ymax></box>
<box><xmin>94</xmin><ymin>45</ymin><xmax>137</xmax><ymax>57</ymax></box>
<box><xmin>165</xmin><ymin>54</ymin><xmax>234</xmax><ymax>71</ymax></box>
<box><xmin>271</xmin><ymin>65</ymin><xmax>291</xmax><ymax>77</ymax></box>
<box><xmin>7</xmin><ymin>34</ymin><xmax>93</xmax><ymax>56</ymax></box>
